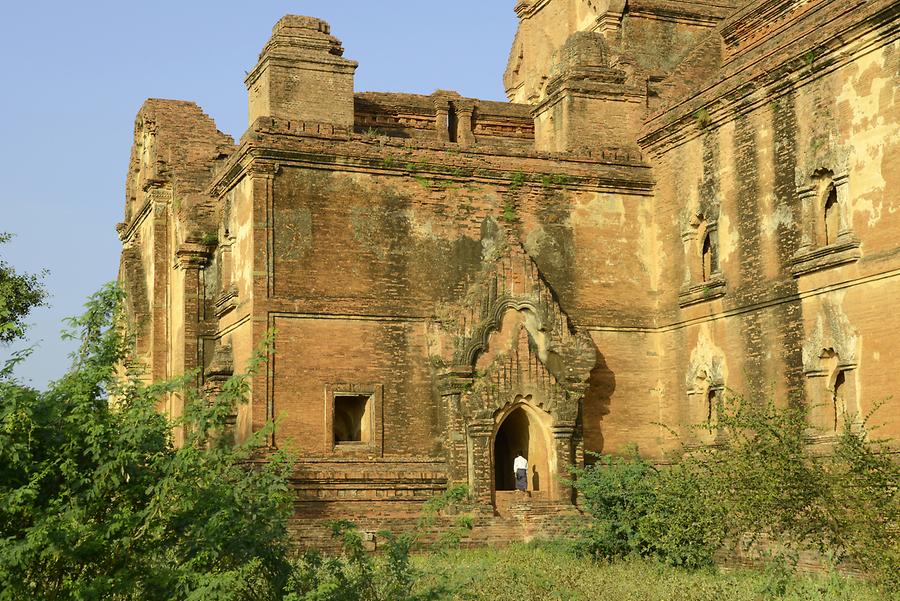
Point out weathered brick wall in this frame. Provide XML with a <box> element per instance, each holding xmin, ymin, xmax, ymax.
<box><xmin>583</xmin><ymin>330</ymin><xmax>663</xmax><ymax>456</ymax></box>
<box><xmin>217</xmin><ymin>130</ymin><xmax>658</xmax><ymax>459</ymax></box>
<box><xmin>117</xmin><ymin>99</ymin><xmax>234</xmax><ymax>437</ymax></box>
<box><xmin>619</xmin><ymin>2</ymin><xmax>733</xmax><ymax>73</ymax></box>
<box><xmin>641</xmin><ymin>0</ymin><xmax>900</xmax><ymax>445</ymax></box>
<box><xmin>504</xmin><ymin>0</ymin><xmax>741</xmax><ymax>104</ymax></box>
<box><xmin>272</xmin><ymin>317</ymin><xmax>438</xmax><ymax>456</ymax></box>
<box><xmin>116</xmin><ymin>0</ymin><xmax>899</xmax><ymax>539</ymax></box>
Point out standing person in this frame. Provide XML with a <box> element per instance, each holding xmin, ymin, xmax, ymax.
<box><xmin>513</xmin><ymin>451</ymin><xmax>528</xmax><ymax>492</ymax></box>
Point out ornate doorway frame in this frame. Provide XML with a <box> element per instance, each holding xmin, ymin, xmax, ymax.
<box><xmin>434</xmin><ymin>230</ymin><xmax>595</xmax><ymax>507</ymax></box>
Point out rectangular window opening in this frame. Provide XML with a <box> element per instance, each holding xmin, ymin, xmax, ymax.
<box><xmin>333</xmin><ymin>393</ymin><xmax>372</xmax><ymax>444</ymax></box>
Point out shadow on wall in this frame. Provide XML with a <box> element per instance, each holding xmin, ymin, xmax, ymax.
<box><xmin>582</xmin><ymin>346</ymin><xmax>615</xmax><ymax>458</ymax></box>
<box><xmin>120</xmin><ymin>244</ymin><xmax>151</xmax><ymax>357</ymax></box>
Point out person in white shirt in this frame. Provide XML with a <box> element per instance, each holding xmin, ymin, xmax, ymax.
<box><xmin>513</xmin><ymin>451</ymin><xmax>528</xmax><ymax>491</ymax></box>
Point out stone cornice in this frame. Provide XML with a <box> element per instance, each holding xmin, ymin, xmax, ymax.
<box><xmin>790</xmin><ymin>237</ymin><xmax>862</xmax><ymax>277</ymax></box>
<box><xmin>678</xmin><ymin>276</ymin><xmax>727</xmax><ymax>308</ymax></box>
<box><xmin>626</xmin><ymin>0</ymin><xmax>736</xmax><ymax>26</ymax></box>
<box><xmin>117</xmin><ymin>184</ymin><xmax>172</xmax><ymax>243</ymax></box>
<box><xmin>514</xmin><ymin>0</ymin><xmax>553</xmax><ymax>19</ymax></box>
<box><xmin>437</xmin><ymin>365</ymin><xmax>475</xmax><ymax>395</ymax></box>
<box><xmin>244</xmin><ymin>15</ymin><xmax>357</xmax><ymax>88</ymax></box>
<box><xmin>117</xmin><ymin>199</ymin><xmax>152</xmax><ymax>243</ymax></box>
<box><xmin>207</xmin><ymin>123</ymin><xmax>653</xmax><ymax>199</ymax></box>
<box><xmin>206</xmin><ymin>263</ymin><xmax>900</xmax><ymax>340</ymax></box>
<box><xmin>175</xmin><ymin>242</ymin><xmax>212</xmax><ymax>269</ymax></box>
<box><xmin>245</xmin><ymin>53</ymin><xmax>358</xmax><ymax>88</ymax></box>
<box><xmin>534</xmin><ymin>73</ymin><xmax>645</xmax><ymax>117</ymax></box>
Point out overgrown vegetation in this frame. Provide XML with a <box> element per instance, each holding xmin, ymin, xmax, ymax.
<box><xmin>508</xmin><ymin>171</ymin><xmax>526</xmax><ymax>191</ymax></box>
<box><xmin>415</xmin><ymin>484</ymin><xmax>474</xmax><ymax>551</ymax></box>
<box><xmin>502</xmin><ymin>200</ymin><xmax>518</xmax><ymax>223</ymax></box>
<box><xmin>201</xmin><ymin>232</ymin><xmax>219</xmax><ymax>246</ymax></box>
<box><xmin>285</xmin><ymin>485</ymin><xmax>473</xmax><ymax>600</ymax></box>
<box><xmin>0</xmin><ymin>266</ymin><xmax>471</xmax><ymax>601</ymax></box>
<box><xmin>570</xmin><ymin>449</ymin><xmax>726</xmax><ymax>569</ymax></box>
<box><xmin>0</xmin><ymin>285</ymin><xmax>297</xmax><ymax>600</ymax></box>
<box><xmin>570</xmin><ymin>394</ymin><xmax>899</xmax><ymax>593</ymax></box>
<box><xmin>693</xmin><ymin>108</ymin><xmax>711</xmax><ymax>129</ymax></box>
<box><xmin>289</xmin><ymin>522</ymin><xmax>424</xmax><ymax>601</ymax></box>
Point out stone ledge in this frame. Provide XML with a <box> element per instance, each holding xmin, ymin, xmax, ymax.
<box><xmin>678</xmin><ymin>276</ymin><xmax>727</xmax><ymax>307</ymax></box>
<box><xmin>790</xmin><ymin>238</ymin><xmax>861</xmax><ymax>277</ymax></box>
<box><xmin>214</xmin><ymin>287</ymin><xmax>238</xmax><ymax>318</ymax></box>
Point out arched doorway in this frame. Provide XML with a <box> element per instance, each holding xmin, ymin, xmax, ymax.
<box><xmin>492</xmin><ymin>404</ymin><xmax>553</xmax><ymax>495</ymax></box>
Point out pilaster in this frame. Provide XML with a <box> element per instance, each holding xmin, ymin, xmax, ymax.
<box><xmin>455</xmin><ymin>100</ymin><xmax>476</xmax><ymax>147</ymax></box>
<box><xmin>467</xmin><ymin>419</ymin><xmax>495</xmax><ymax>504</ymax></box>
<box><xmin>438</xmin><ymin>366</ymin><xmax>475</xmax><ymax>484</ymax></box>
<box><xmin>552</xmin><ymin>422</ymin><xmax>576</xmax><ymax>503</ymax></box>
<box><xmin>433</xmin><ymin>97</ymin><xmax>451</xmax><ymax>143</ymax></box>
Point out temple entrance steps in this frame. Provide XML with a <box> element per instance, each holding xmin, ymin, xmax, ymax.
<box><xmin>492</xmin><ymin>491</ymin><xmax>581</xmax><ymax>541</ymax></box>
<box><xmin>287</xmin><ymin>495</ymin><xmax>582</xmax><ymax>552</ymax></box>
<box><xmin>493</xmin><ymin>490</ymin><xmax>558</xmax><ymax>518</ymax></box>
<box><xmin>285</xmin><ymin>460</ymin><xmax>582</xmax><ymax>551</ymax></box>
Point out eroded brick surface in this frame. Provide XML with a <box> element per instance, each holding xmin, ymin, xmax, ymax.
<box><xmin>118</xmin><ymin>1</ymin><xmax>900</xmax><ymax>546</ymax></box>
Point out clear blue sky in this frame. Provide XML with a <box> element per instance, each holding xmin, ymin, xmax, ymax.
<box><xmin>0</xmin><ymin>1</ymin><xmax>518</xmax><ymax>388</ymax></box>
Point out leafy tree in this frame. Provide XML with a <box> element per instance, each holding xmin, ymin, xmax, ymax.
<box><xmin>0</xmin><ymin>284</ymin><xmax>295</xmax><ymax>600</ymax></box>
<box><xmin>0</xmin><ymin>232</ymin><xmax>47</xmax><ymax>344</ymax></box>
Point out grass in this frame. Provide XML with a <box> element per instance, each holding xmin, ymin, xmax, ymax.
<box><xmin>410</xmin><ymin>542</ymin><xmax>889</xmax><ymax>601</ymax></box>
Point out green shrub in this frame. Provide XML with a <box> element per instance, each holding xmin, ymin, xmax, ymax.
<box><xmin>285</xmin><ymin>522</ymin><xmax>429</xmax><ymax>601</ymax></box>
<box><xmin>569</xmin><ymin>448</ymin><xmax>723</xmax><ymax>568</ymax></box>
<box><xmin>637</xmin><ymin>459</ymin><xmax>727</xmax><ymax>568</ymax></box>
<box><xmin>502</xmin><ymin>201</ymin><xmax>517</xmax><ymax>223</ymax></box>
<box><xmin>570</xmin><ymin>393</ymin><xmax>899</xmax><ymax>589</ymax></box>
<box><xmin>569</xmin><ymin>448</ymin><xmax>656</xmax><ymax>560</ymax></box>
<box><xmin>695</xmin><ymin>394</ymin><xmax>899</xmax><ymax>589</ymax></box>
<box><xmin>416</xmin><ymin>484</ymin><xmax>474</xmax><ymax>551</ymax></box>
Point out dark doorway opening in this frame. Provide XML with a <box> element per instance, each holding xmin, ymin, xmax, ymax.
<box><xmin>494</xmin><ymin>407</ymin><xmax>531</xmax><ymax>491</ymax></box>
<box><xmin>824</xmin><ymin>185</ymin><xmax>839</xmax><ymax>245</ymax></box>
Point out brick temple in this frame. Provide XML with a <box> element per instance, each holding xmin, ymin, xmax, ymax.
<box><xmin>117</xmin><ymin>0</ymin><xmax>899</xmax><ymax>544</ymax></box>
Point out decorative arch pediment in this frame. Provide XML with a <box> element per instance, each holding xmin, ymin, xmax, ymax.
<box><xmin>802</xmin><ymin>297</ymin><xmax>859</xmax><ymax>376</ymax></box>
<box><xmin>795</xmin><ymin>146</ymin><xmax>851</xmax><ymax>193</ymax></box>
<box><xmin>439</xmin><ymin>220</ymin><xmax>596</xmax><ymax>425</ymax></box>
<box><xmin>686</xmin><ymin>327</ymin><xmax>727</xmax><ymax>393</ymax></box>
<box><xmin>466</xmin><ymin>312</ymin><xmax>574</xmax><ymax>423</ymax></box>
<box><xmin>682</xmin><ymin>202</ymin><xmax>721</xmax><ymax>238</ymax></box>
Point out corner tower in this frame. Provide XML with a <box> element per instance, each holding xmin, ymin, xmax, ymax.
<box><xmin>245</xmin><ymin>15</ymin><xmax>358</xmax><ymax>128</ymax></box>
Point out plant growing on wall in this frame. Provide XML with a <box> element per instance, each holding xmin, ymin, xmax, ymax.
<box><xmin>693</xmin><ymin>108</ymin><xmax>711</xmax><ymax>129</ymax></box>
